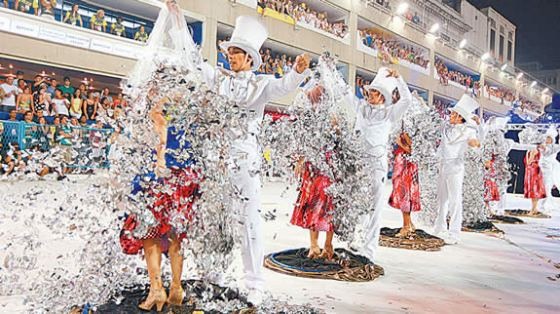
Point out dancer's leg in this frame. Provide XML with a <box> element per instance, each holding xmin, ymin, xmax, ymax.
<box><xmin>167</xmin><ymin>235</ymin><xmax>184</xmax><ymax>305</ymax></box>
<box><xmin>434</xmin><ymin>172</ymin><xmax>450</xmax><ymax>235</ymax></box>
<box><xmin>139</xmin><ymin>238</ymin><xmax>166</xmax><ymax>311</ymax></box>
<box><xmin>320</xmin><ymin>231</ymin><xmax>335</xmax><ymax>260</ymax></box>
<box><xmin>308</xmin><ymin>230</ymin><xmax>320</xmax><ymax>258</ymax></box>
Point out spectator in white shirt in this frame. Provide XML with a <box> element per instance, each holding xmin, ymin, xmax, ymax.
<box><xmin>1</xmin><ymin>76</ymin><xmax>19</xmax><ymax>112</ymax></box>
<box><xmin>51</xmin><ymin>89</ymin><xmax>70</xmax><ymax>116</ymax></box>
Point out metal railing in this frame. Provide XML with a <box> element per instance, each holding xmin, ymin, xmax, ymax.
<box><xmin>1</xmin><ymin>120</ymin><xmax>113</xmax><ymax>169</ymax></box>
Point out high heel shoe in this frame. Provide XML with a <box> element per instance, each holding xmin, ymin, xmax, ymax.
<box><xmin>139</xmin><ymin>288</ymin><xmax>167</xmax><ymax>312</ymax></box>
<box><xmin>167</xmin><ymin>284</ymin><xmax>184</xmax><ymax>306</ymax></box>
<box><xmin>307</xmin><ymin>246</ymin><xmax>321</xmax><ymax>259</ymax></box>
<box><xmin>319</xmin><ymin>245</ymin><xmax>335</xmax><ymax>261</ymax></box>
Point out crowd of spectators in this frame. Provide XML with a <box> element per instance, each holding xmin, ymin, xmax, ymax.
<box><xmin>435</xmin><ymin>57</ymin><xmax>481</xmax><ymax>95</ymax></box>
<box><xmin>1</xmin><ymin>2</ymin><xmax>150</xmax><ymax>42</ymax></box>
<box><xmin>484</xmin><ymin>84</ymin><xmax>515</xmax><ymax>105</ymax></box>
<box><xmin>433</xmin><ymin>98</ymin><xmax>453</xmax><ymax>118</ymax></box>
<box><xmin>257</xmin><ymin>0</ymin><xmax>349</xmax><ymax>39</ymax></box>
<box><xmin>0</xmin><ymin>69</ymin><xmax>122</xmax><ymax>176</ymax></box>
<box><xmin>518</xmin><ymin>97</ymin><xmax>542</xmax><ymax>113</ymax></box>
<box><xmin>359</xmin><ymin>29</ymin><xmax>430</xmax><ymax>69</ymax></box>
<box><xmin>363</xmin><ymin>1</ymin><xmax>422</xmax><ymax>25</ymax></box>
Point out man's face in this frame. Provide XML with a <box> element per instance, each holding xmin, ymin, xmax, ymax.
<box><xmin>24</xmin><ymin>112</ymin><xmax>33</xmax><ymax>121</ymax></box>
<box><xmin>227</xmin><ymin>47</ymin><xmax>252</xmax><ymax>72</ymax></box>
<box><xmin>450</xmin><ymin>111</ymin><xmax>464</xmax><ymax>125</ymax></box>
<box><xmin>140</xmin><ymin>26</ymin><xmax>145</xmax><ymax>33</ymax></box>
<box><xmin>64</xmin><ymin>79</ymin><xmax>71</xmax><ymax>86</ymax></box>
<box><xmin>366</xmin><ymin>89</ymin><xmax>385</xmax><ymax>106</ymax></box>
<box><xmin>6</xmin><ymin>77</ymin><xmax>13</xmax><ymax>85</ymax></box>
<box><xmin>51</xmin><ymin>79</ymin><xmax>57</xmax><ymax>87</ymax></box>
<box><xmin>9</xmin><ymin>110</ymin><xmax>16</xmax><ymax>119</ymax></box>
<box><xmin>546</xmin><ymin>136</ymin><xmax>553</xmax><ymax>145</ymax></box>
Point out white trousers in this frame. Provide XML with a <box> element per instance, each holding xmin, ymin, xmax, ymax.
<box><xmin>229</xmin><ymin>142</ymin><xmax>264</xmax><ymax>292</ymax></box>
<box><xmin>541</xmin><ymin>166</ymin><xmax>560</xmax><ymax>213</ymax></box>
<box><xmin>434</xmin><ymin>168</ymin><xmax>465</xmax><ymax>237</ymax></box>
<box><xmin>359</xmin><ymin>169</ymin><xmax>386</xmax><ymax>263</ymax></box>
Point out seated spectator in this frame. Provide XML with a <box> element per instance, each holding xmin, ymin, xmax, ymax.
<box><xmin>8</xmin><ymin>109</ymin><xmax>18</xmax><ymax>122</ymax></box>
<box><xmin>101</xmin><ymin>87</ymin><xmax>113</xmax><ymax>104</ymax></box>
<box><xmin>31</xmin><ymin>74</ymin><xmax>47</xmax><ymax>94</ymax></box>
<box><xmin>52</xmin><ymin>89</ymin><xmax>71</xmax><ymax>116</ymax></box>
<box><xmin>47</xmin><ymin>78</ymin><xmax>58</xmax><ymax>97</ymax></box>
<box><xmin>49</xmin><ymin>115</ymin><xmax>60</xmax><ymax>145</ymax></box>
<box><xmin>58</xmin><ymin>77</ymin><xmax>75</xmax><ymax>101</ymax></box>
<box><xmin>134</xmin><ymin>25</ymin><xmax>149</xmax><ymax>43</ymax></box>
<box><xmin>57</xmin><ymin>116</ymin><xmax>74</xmax><ymax>163</ymax></box>
<box><xmin>63</xmin><ymin>3</ymin><xmax>83</xmax><ymax>27</ymax></box>
<box><xmin>79</xmin><ymin>115</ymin><xmax>88</xmax><ymax>127</ymax></box>
<box><xmin>39</xmin><ymin>0</ymin><xmax>56</xmax><ymax>20</ymax></box>
<box><xmin>412</xmin><ymin>12</ymin><xmax>420</xmax><ymax>24</ymax></box>
<box><xmin>16</xmin><ymin>86</ymin><xmax>33</xmax><ymax>113</ymax></box>
<box><xmin>70</xmin><ymin>89</ymin><xmax>83</xmax><ymax>119</ymax></box>
<box><xmin>13</xmin><ymin>71</ymin><xmax>25</xmax><ymax>88</ymax></box>
<box><xmin>90</xmin><ymin>9</ymin><xmax>107</xmax><ymax>32</ymax></box>
<box><xmin>111</xmin><ymin>17</ymin><xmax>127</xmax><ymax>37</ymax></box>
<box><xmin>83</xmin><ymin>92</ymin><xmax>98</xmax><ymax>120</ymax></box>
<box><xmin>113</xmin><ymin>93</ymin><xmax>126</xmax><ymax>108</ymax></box>
<box><xmin>33</xmin><ymin>83</ymin><xmax>52</xmax><ymax>116</ymax></box>
<box><xmin>1</xmin><ymin>75</ymin><xmax>19</xmax><ymax>112</ymax></box>
<box><xmin>15</xmin><ymin>0</ymin><xmax>35</xmax><ymax>14</ymax></box>
<box><xmin>78</xmin><ymin>83</ymin><xmax>89</xmax><ymax>100</ymax></box>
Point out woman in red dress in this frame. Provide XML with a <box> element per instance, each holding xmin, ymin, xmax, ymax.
<box><xmin>291</xmin><ymin>156</ymin><xmax>335</xmax><ymax>260</ymax></box>
<box><xmin>484</xmin><ymin>155</ymin><xmax>501</xmax><ymax>214</ymax></box>
<box><xmin>524</xmin><ymin>148</ymin><xmax>547</xmax><ymax>215</ymax></box>
<box><xmin>119</xmin><ymin>96</ymin><xmax>199</xmax><ymax>311</ymax></box>
<box><xmin>388</xmin><ymin>131</ymin><xmax>421</xmax><ymax>237</ymax></box>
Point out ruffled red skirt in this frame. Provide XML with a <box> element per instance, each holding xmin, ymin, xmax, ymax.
<box><xmin>120</xmin><ymin>168</ymin><xmax>199</xmax><ymax>255</ymax></box>
<box><xmin>484</xmin><ymin>158</ymin><xmax>500</xmax><ymax>201</ymax></box>
<box><xmin>290</xmin><ymin>163</ymin><xmax>334</xmax><ymax>232</ymax></box>
<box><xmin>524</xmin><ymin>152</ymin><xmax>546</xmax><ymax>199</ymax></box>
<box><xmin>388</xmin><ymin>148</ymin><xmax>421</xmax><ymax>213</ymax></box>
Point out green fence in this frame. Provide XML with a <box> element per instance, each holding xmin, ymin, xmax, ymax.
<box><xmin>1</xmin><ymin>120</ymin><xmax>113</xmax><ymax>169</ymax></box>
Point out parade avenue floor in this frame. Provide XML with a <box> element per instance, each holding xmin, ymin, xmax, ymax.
<box><xmin>1</xmin><ymin>175</ymin><xmax>559</xmax><ymax>313</ymax></box>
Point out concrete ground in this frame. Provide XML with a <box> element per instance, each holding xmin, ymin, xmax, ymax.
<box><xmin>0</xmin><ymin>177</ymin><xmax>559</xmax><ymax>313</ymax></box>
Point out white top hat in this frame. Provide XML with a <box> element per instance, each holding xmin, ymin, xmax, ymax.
<box><xmin>545</xmin><ymin>126</ymin><xmax>558</xmax><ymax>140</ymax></box>
<box><xmin>220</xmin><ymin>16</ymin><xmax>268</xmax><ymax>71</ymax></box>
<box><xmin>450</xmin><ymin>94</ymin><xmax>480</xmax><ymax>122</ymax></box>
<box><xmin>364</xmin><ymin>67</ymin><xmax>397</xmax><ymax>106</ymax></box>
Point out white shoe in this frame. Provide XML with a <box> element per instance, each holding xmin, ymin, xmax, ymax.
<box><xmin>247</xmin><ymin>289</ymin><xmax>264</xmax><ymax>306</ymax></box>
<box><xmin>444</xmin><ymin>234</ymin><xmax>460</xmax><ymax>245</ymax></box>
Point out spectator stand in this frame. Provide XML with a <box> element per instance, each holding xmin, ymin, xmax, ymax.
<box><xmin>432</xmin><ymin>94</ymin><xmax>456</xmax><ymax>119</ymax></box>
<box><xmin>483</xmin><ymin>80</ymin><xmax>516</xmax><ymax>107</ymax></box>
<box><xmin>0</xmin><ymin>0</ymin><xmax>204</xmax><ymax>57</ymax></box>
<box><xmin>434</xmin><ymin>55</ymin><xmax>480</xmax><ymax>96</ymax></box>
<box><xmin>252</xmin><ymin>0</ymin><xmax>350</xmax><ymax>44</ymax></box>
<box><xmin>362</xmin><ymin>0</ymin><xmax>392</xmax><ymax>13</ymax></box>
<box><xmin>357</xmin><ymin>18</ymin><xmax>430</xmax><ymax>76</ymax></box>
<box><xmin>517</xmin><ymin>95</ymin><xmax>544</xmax><ymax>116</ymax></box>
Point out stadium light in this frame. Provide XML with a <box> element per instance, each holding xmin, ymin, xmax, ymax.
<box><xmin>500</xmin><ymin>63</ymin><xmax>507</xmax><ymax>71</ymax></box>
<box><xmin>516</xmin><ymin>72</ymin><xmax>524</xmax><ymax>80</ymax></box>
<box><xmin>542</xmin><ymin>88</ymin><xmax>549</xmax><ymax>94</ymax></box>
<box><xmin>396</xmin><ymin>2</ymin><xmax>409</xmax><ymax>15</ymax></box>
<box><xmin>459</xmin><ymin>38</ymin><xmax>467</xmax><ymax>49</ymax></box>
<box><xmin>429</xmin><ymin>23</ymin><xmax>440</xmax><ymax>33</ymax></box>
<box><xmin>530</xmin><ymin>81</ymin><xmax>537</xmax><ymax>88</ymax></box>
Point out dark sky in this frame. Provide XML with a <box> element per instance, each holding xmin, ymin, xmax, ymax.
<box><xmin>469</xmin><ymin>0</ymin><xmax>560</xmax><ymax>69</ymax></box>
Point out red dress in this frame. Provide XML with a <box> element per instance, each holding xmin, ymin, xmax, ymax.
<box><xmin>523</xmin><ymin>151</ymin><xmax>546</xmax><ymax>199</ymax></box>
<box><xmin>120</xmin><ymin>168</ymin><xmax>199</xmax><ymax>255</ymax></box>
<box><xmin>389</xmin><ymin>147</ymin><xmax>421</xmax><ymax>213</ymax></box>
<box><xmin>291</xmin><ymin>162</ymin><xmax>334</xmax><ymax>232</ymax></box>
<box><xmin>484</xmin><ymin>156</ymin><xmax>500</xmax><ymax>202</ymax></box>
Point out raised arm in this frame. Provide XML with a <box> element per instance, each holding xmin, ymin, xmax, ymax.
<box><xmin>390</xmin><ymin>74</ymin><xmax>413</xmax><ymax>123</ymax></box>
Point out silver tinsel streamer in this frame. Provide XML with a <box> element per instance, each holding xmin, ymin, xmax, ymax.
<box><xmin>518</xmin><ymin>126</ymin><xmax>546</xmax><ymax>145</ymax></box>
<box><xmin>462</xmin><ymin>147</ymin><xmax>488</xmax><ymax>225</ymax></box>
<box><xmin>261</xmin><ymin>52</ymin><xmax>373</xmax><ymax>243</ymax></box>
<box><xmin>396</xmin><ymin>95</ymin><xmax>444</xmax><ymax>227</ymax></box>
<box><xmin>482</xmin><ymin>129</ymin><xmax>512</xmax><ymax>207</ymax></box>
